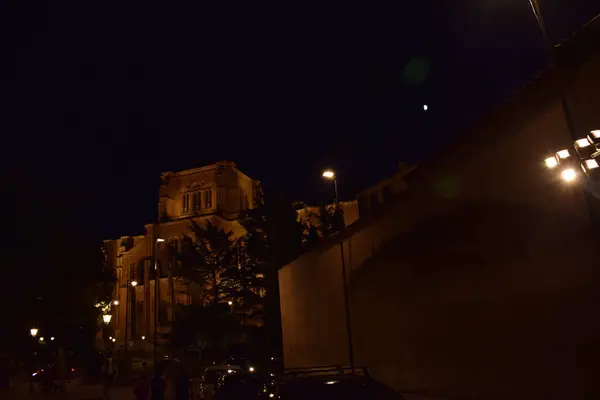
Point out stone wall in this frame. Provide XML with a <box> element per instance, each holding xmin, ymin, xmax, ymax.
<box><xmin>279</xmin><ymin>54</ymin><xmax>600</xmax><ymax>399</ymax></box>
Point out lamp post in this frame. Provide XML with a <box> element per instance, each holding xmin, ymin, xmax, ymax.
<box><xmin>154</xmin><ymin>237</ymin><xmax>164</xmax><ymax>365</ymax></box>
<box><xmin>525</xmin><ymin>0</ymin><xmax>577</xmax><ymax>138</ymax></box>
<box><xmin>321</xmin><ymin>169</ymin><xmax>354</xmax><ymax>370</ymax></box>
<box><xmin>30</xmin><ymin>328</ymin><xmax>38</xmax><ymax>338</ymax></box>
<box><xmin>124</xmin><ymin>279</ymin><xmax>138</xmax><ymax>358</ymax></box>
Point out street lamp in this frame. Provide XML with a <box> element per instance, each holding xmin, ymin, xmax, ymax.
<box><xmin>30</xmin><ymin>328</ymin><xmax>38</xmax><ymax>338</ymax></box>
<box><xmin>153</xmin><ymin>236</ymin><xmax>164</xmax><ymax>366</ymax></box>
<box><xmin>125</xmin><ymin>278</ymin><xmax>138</xmax><ymax>357</ymax></box>
<box><xmin>320</xmin><ymin>169</ymin><xmax>354</xmax><ymax>370</ymax></box>
<box><xmin>113</xmin><ymin>300</ymin><xmax>119</xmax><ymax>306</ymax></box>
<box><xmin>103</xmin><ymin>314</ymin><xmax>112</xmax><ymax>324</ymax></box>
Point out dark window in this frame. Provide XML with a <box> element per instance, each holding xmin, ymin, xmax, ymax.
<box><xmin>381</xmin><ymin>186</ymin><xmax>392</xmax><ymax>203</ymax></box>
<box><xmin>158</xmin><ymin>301</ymin><xmax>168</xmax><ymax>324</ymax></box>
<box><xmin>369</xmin><ymin>192</ymin><xmax>379</xmax><ymax>213</ymax></box>
<box><xmin>191</xmin><ymin>192</ymin><xmax>197</xmax><ymax>210</ymax></box>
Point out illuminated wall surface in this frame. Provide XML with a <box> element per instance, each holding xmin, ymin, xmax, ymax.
<box><xmin>279</xmin><ymin>43</ymin><xmax>600</xmax><ymax>398</ymax></box>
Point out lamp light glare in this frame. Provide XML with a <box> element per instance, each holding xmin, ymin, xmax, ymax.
<box><xmin>156</xmin><ymin>238</ymin><xmax>165</xmax><ymax>242</ymax></box>
<box><xmin>556</xmin><ymin>149</ymin><xmax>570</xmax><ymax>159</ymax></box>
<box><xmin>591</xmin><ymin>130</ymin><xmax>600</xmax><ymax>139</ymax></box>
<box><xmin>131</xmin><ymin>281</ymin><xmax>138</xmax><ymax>287</ymax></box>
<box><xmin>50</xmin><ymin>337</ymin><xmax>54</xmax><ymax>341</ymax></box>
<box><xmin>30</xmin><ymin>328</ymin><xmax>38</xmax><ymax>337</ymax></box>
<box><xmin>544</xmin><ymin>157</ymin><xmax>558</xmax><ymax>169</ymax></box>
<box><xmin>560</xmin><ymin>168</ymin><xmax>577</xmax><ymax>182</ymax></box>
<box><xmin>112</xmin><ymin>338</ymin><xmax>116</xmax><ymax>342</ymax></box>
<box><xmin>322</xmin><ymin>170</ymin><xmax>335</xmax><ymax>179</ymax></box>
<box><xmin>102</xmin><ymin>314</ymin><xmax>112</xmax><ymax>324</ymax></box>
<box><xmin>113</xmin><ymin>300</ymin><xmax>119</xmax><ymax>306</ymax></box>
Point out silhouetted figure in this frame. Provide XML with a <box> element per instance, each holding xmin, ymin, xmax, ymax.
<box><xmin>150</xmin><ymin>367</ymin><xmax>166</xmax><ymax>400</ymax></box>
<box><xmin>174</xmin><ymin>365</ymin><xmax>190</xmax><ymax>400</ymax></box>
<box><xmin>134</xmin><ymin>372</ymin><xmax>150</xmax><ymax>400</ymax></box>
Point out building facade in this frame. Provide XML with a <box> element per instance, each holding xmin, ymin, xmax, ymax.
<box><xmin>102</xmin><ymin>161</ymin><xmax>259</xmax><ymax>350</ymax></box>
<box><xmin>279</xmin><ymin>26</ymin><xmax>600</xmax><ymax>400</ymax></box>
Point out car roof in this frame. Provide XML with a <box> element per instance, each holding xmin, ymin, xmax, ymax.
<box><xmin>205</xmin><ymin>365</ymin><xmax>243</xmax><ymax>371</ymax></box>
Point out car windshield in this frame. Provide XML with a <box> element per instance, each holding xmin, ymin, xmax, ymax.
<box><xmin>206</xmin><ymin>369</ymin><xmax>240</xmax><ymax>384</ymax></box>
<box><xmin>279</xmin><ymin>378</ymin><xmax>403</xmax><ymax>400</ymax></box>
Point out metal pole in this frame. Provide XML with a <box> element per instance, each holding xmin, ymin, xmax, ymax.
<box><xmin>334</xmin><ymin>178</ymin><xmax>354</xmax><ymax>370</ymax></box>
<box><xmin>527</xmin><ymin>0</ymin><xmax>577</xmax><ymax>137</ymax></box>
<box><xmin>154</xmin><ymin>258</ymin><xmax>159</xmax><ymax>365</ymax></box>
<box><xmin>125</xmin><ymin>280</ymin><xmax>129</xmax><ymax>358</ymax></box>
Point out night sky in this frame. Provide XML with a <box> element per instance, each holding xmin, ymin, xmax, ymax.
<box><xmin>2</xmin><ymin>0</ymin><xmax>599</xmax><ymax>240</ymax></box>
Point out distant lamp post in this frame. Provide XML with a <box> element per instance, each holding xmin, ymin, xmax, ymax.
<box><xmin>30</xmin><ymin>328</ymin><xmax>38</xmax><ymax>338</ymax></box>
<box><xmin>131</xmin><ymin>280</ymin><xmax>138</xmax><ymax>287</ymax></box>
<box><xmin>320</xmin><ymin>169</ymin><xmax>354</xmax><ymax>370</ymax></box>
<box><xmin>112</xmin><ymin>338</ymin><xmax>116</xmax><ymax>343</ymax></box>
<box><xmin>50</xmin><ymin>337</ymin><xmax>55</xmax><ymax>341</ymax></box>
<box><xmin>103</xmin><ymin>314</ymin><xmax>112</xmax><ymax>325</ymax></box>
<box><xmin>153</xmin><ymin>237</ymin><xmax>164</xmax><ymax>366</ymax></box>
<box><xmin>39</xmin><ymin>337</ymin><xmax>44</xmax><ymax>343</ymax></box>
<box><xmin>141</xmin><ymin>335</ymin><xmax>146</xmax><ymax>340</ymax></box>
<box><xmin>113</xmin><ymin>300</ymin><xmax>119</xmax><ymax>306</ymax></box>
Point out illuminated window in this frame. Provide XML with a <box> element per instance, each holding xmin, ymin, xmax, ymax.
<box><xmin>182</xmin><ymin>194</ymin><xmax>189</xmax><ymax>213</ymax></box>
<box><xmin>205</xmin><ymin>189</ymin><xmax>212</xmax><ymax>208</ymax></box>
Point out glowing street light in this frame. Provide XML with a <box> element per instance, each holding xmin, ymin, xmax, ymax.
<box><xmin>544</xmin><ymin>156</ymin><xmax>558</xmax><ymax>169</ymax></box>
<box><xmin>50</xmin><ymin>337</ymin><xmax>55</xmax><ymax>341</ymax></box>
<box><xmin>228</xmin><ymin>301</ymin><xmax>233</xmax><ymax>306</ymax></box>
<box><xmin>30</xmin><ymin>328</ymin><xmax>38</xmax><ymax>337</ymax></box>
<box><xmin>102</xmin><ymin>314</ymin><xmax>112</xmax><ymax>324</ymax></box>
<box><xmin>141</xmin><ymin>336</ymin><xmax>146</xmax><ymax>340</ymax></box>
<box><xmin>112</xmin><ymin>338</ymin><xmax>116</xmax><ymax>343</ymax></box>
<box><xmin>423</xmin><ymin>104</ymin><xmax>428</xmax><ymax>111</ymax></box>
<box><xmin>322</xmin><ymin>170</ymin><xmax>335</xmax><ymax>180</ymax></box>
<box><xmin>560</xmin><ymin>168</ymin><xmax>577</xmax><ymax>182</ymax></box>
<box><xmin>156</xmin><ymin>238</ymin><xmax>165</xmax><ymax>243</ymax></box>
<box><xmin>131</xmin><ymin>280</ymin><xmax>138</xmax><ymax>287</ymax></box>
<box><xmin>113</xmin><ymin>300</ymin><xmax>119</xmax><ymax>306</ymax></box>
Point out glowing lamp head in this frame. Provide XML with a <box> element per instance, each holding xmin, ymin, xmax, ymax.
<box><xmin>228</xmin><ymin>301</ymin><xmax>233</xmax><ymax>306</ymax></box>
<box><xmin>584</xmin><ymin>159</ymin><xmax>599</xmax><ymax>170</ymax></box>
<box><xmin>141</xmin><ymin>336</ymin><xmax>146</xmax><ymax>340</ymax></box>
<box><xmin>30</xmin><ymin>328</ymin><xmax>39</xmax><ymax>337</ymax></box>
<box><xmin>544</xmin><ymin>156</ymin><xmax>558</xmax><ymax>169</ymax></box>
<box><xmin>591</xmin><ymin>130</ymin><xmax>600</xmax><ymax>139</ymax></box>
<box><xmin>556</xmin><ymin>149</ymin><xmax>570</xmax><ymax>160</ymax></box>
<box><xmin>130</xmin><ymin>281</ymin><xmax>138</xmax><ymax>287</ymax></box>
<box><xmin>560</xmin><ymin>168</ymin><xmax>577</xmax><ymax>182</ymax></box>
<box><xmin>248</xmin><ymin>366</ymin><xmax>255</xmax><ymax>372</ymax></box>
<box><xmin>50</xmin><ymin>337</ymin><xmax>54</xmax><ymax>341</ymax></box>
<box><xmin>156</xmin><ymin>238</ymin><xmax>165</xmax><ymax>242</ymax></box>
<box><xmin>575</xmin><ymin>138</ymin><xmax>591</xmax><ymax>148</ymax></box>
<box><xmin>113</xmin><ymin>300</ymin><xmax>119</xmax><ymax>306</ymax></box>
<box><xmin>102</xmin><ymin>314</ymin><xmax>112</xmax><ymax>324</ymax></box>
<box><xmin>322</xmin><ymin>170</ymin><xmax>335</xmax><ymax>179</ymax></box>
<box><xmin>112</xmin><ymin>338</ymin><xmax>116</xmax><ymax>343</ymax></box>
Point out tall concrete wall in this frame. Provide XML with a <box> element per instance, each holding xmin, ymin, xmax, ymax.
<box><xmin>279</xmin><ymin>54</ymin><xmax>600</xmax><ymax>399</ymax></box>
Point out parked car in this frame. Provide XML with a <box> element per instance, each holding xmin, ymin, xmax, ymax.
<box><xmin>199</xmin><ymin>365</ymin><xmax>244</xmax><ymax>400</ymax></box>
<box><xmin>277</xmin><ymin>366</ymin><xmax>404</xmax><ymax>400</ymax></box>
<box><xmin>215</xmin><ymin>372</ymin><xmax>278</xmax><ymax>400</ymax></box>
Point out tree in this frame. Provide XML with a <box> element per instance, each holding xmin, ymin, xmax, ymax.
<box><xmin>238</xmin><ymin>184</ymin><xmax>306</xmax><ymax>357</ymax></box>
<box><xmin>302</xmin><ymin>202</ymin><xmax>345</xmax><ymax>244</ymax></box>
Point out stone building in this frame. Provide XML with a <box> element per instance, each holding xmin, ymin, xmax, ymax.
<box><xmin>102</xmin><ymin>161</ymin><xmax>259</xmax><ymax>350</ymax></box>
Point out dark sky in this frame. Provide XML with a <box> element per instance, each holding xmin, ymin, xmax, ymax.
<box><xmin>2</xmin><ymin>0</ymin><xmax>599</xmax><ymax>239</ymax></box>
